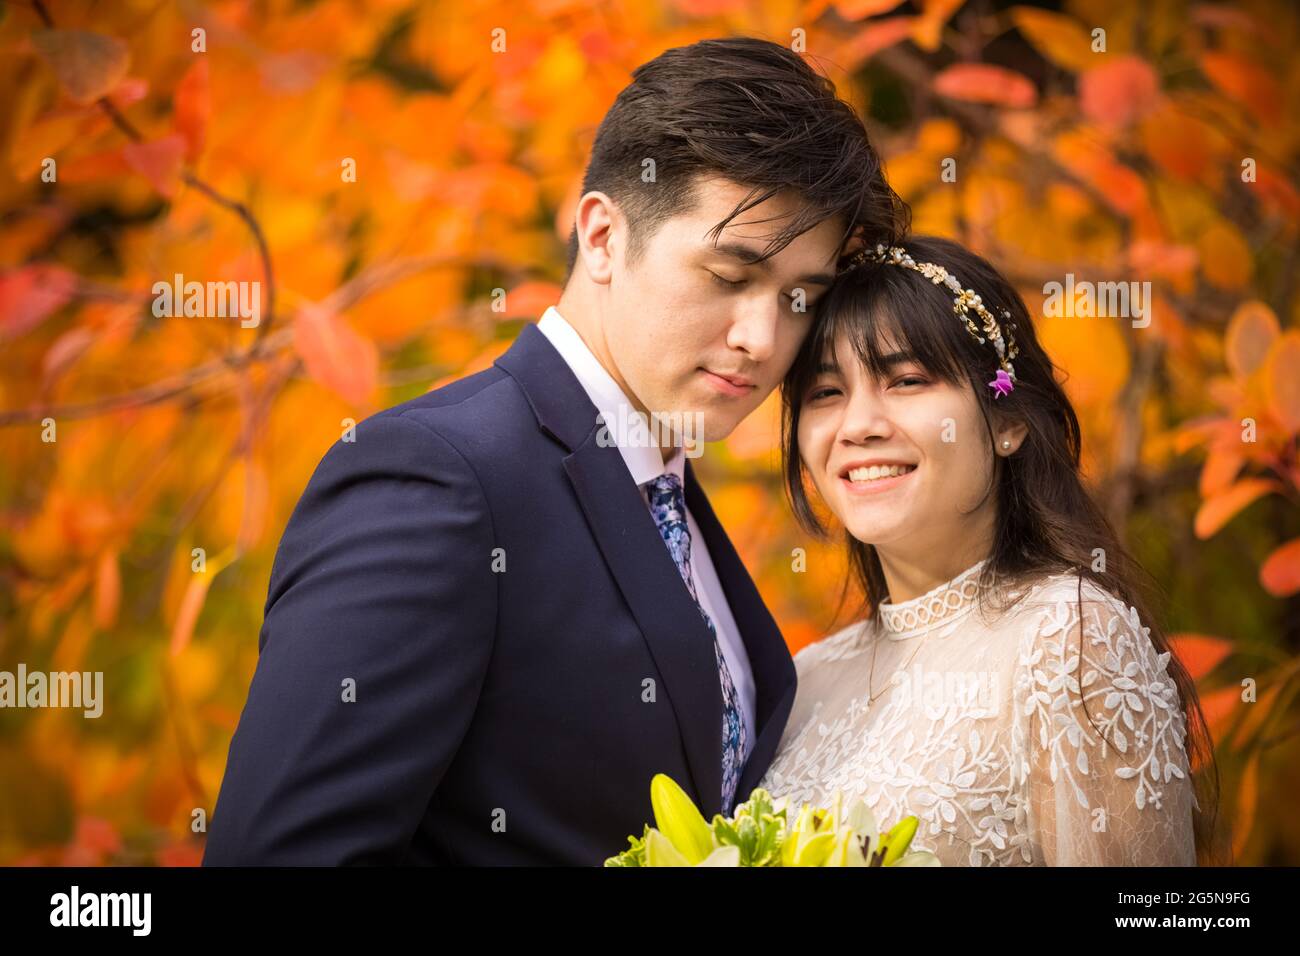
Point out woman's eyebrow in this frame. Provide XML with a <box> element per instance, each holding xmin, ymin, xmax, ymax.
<box><xmin>816</xmin><ymin>351</ymin><xmax>918</xmax><ymax>376</ymax></box>
<box><xmin>878</xmin><ymin>351</ymin><xmax>918</xmax><ymax>367</ymax></box>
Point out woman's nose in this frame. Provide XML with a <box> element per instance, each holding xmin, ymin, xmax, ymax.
<box><xmin>836</xmin><ymin>386</ymin><xmax>893</xmax><ymax>444</ymax></box>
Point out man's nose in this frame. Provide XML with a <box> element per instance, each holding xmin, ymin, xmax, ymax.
<box><xmin>726</xmin><ymin>300</ymin><xmax>779</xmax><ymax>364</ymax></box>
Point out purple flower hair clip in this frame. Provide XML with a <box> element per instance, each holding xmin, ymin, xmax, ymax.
<box><xmin>988</xmin><ymin>369</ymin><xmax>1015</xmax><ymax>399</ymax></box>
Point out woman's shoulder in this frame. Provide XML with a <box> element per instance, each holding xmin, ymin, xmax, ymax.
<box><xmin>1006</xmin><ymin>567</ymin><xmax>1169</xmax><ymax>674</ymax></box>
<box><xmin>1006</xmin><ymin>566</ymin><xmax>1140</xmax><ymax>622</ymax></box>
<box><xmin>791</xmin><ymin>618</ymin><xmax>875</xmax><ymax>672</ymax></box>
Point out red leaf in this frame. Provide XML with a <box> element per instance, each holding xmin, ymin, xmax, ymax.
<box><xmin>122</xmin><ymin>135</ymin><xmax>186</xmax><ymax>198</ymax></box>
<box><xmin>293</xmin><ymin>302</ymin><xmax>379</xmax><ymax>406</ymax></box>
<box><xmin>1197</xmin><ymin>684</ymin><xmax>1242</xmax><ymax>742</ymax></box>
<box><xmin>1168</xmin><ymin>633</ymin><xmax>1233</xmax><ymax>681</ymax></box>
<box><xmin>1079</xmin><ymin>55</ymin><xmax>1161</xmax><ymax>127</ymax></box>
<box><xmin>933</xmin><ymin>64</ymin><xmax>1037</xmax><ymax>109</ymax></box>
<box><xmin>1260</xmin><ymin>538</ymin><xmax>1300</xmax><ymax>597</ymax></box>
<box><xmin>0</xmin><ymin>264</ymin><xmax>78</xmax><ymax>340</ymax></box>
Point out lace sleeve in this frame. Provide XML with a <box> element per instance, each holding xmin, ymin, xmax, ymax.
<box><xmin>1013</xmin><ymin>582</ymin><xmax>1199</xmax><ymax>866</ymax></box>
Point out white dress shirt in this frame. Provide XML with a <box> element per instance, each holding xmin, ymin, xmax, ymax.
<box><xmin>536</xmin><ymin>305</ymin><xmax>757</xmax><ymax>759</ymax></box>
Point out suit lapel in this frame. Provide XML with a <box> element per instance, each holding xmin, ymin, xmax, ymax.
<box><xmin>496</xmin><ymin>324</ymin><xmax>724</xmax><ymax>815</ymax></box>
<box><xmin>564</xmin><ymin>439</ymin><xmax>725</xmax><ymax>816</ymax></box>
<box><xmin>683</xmin><ymin>459</ymin><xmax>797</xmax><ymax>802</ymax></box>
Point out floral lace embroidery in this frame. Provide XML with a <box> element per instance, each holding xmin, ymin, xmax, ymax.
<box><xmin>1011</xmin><ymin>583</ymin><xmax>1199</xmax><ymax>816</ymax></box>
<box><xmin>759</xmin><ymin>568</ymin><xmax>1198</xmax><ymax>866</ymax></box>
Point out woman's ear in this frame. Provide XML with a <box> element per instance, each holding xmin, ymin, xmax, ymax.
<box><xmin>994</xmin><ymin>418</ymin><xmax>1029</xmax><ymax>456</ymax></box>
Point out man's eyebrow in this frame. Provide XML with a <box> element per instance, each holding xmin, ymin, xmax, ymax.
<box><xmin>709</xmin><ymin>242</ymin><xmax>837</xmax><ymax>287</ymax></box>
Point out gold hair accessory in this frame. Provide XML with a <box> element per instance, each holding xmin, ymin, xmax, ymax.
<box><xmin>840</xmin><ymin>243</ymin><xmax>1019</xmax><ymax>398</ymax></box>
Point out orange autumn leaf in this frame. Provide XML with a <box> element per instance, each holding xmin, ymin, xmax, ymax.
<box><xmin>498</xmin><ymin>281</ymin><xmax>562</xmax><ymax>321</ymax></box>
<box><xmin>933</xmin><ymin>64</ymin><xmax>1037</xmax><ymax>109</ymax></box>
<box><xmin>1198</xmin><ymin>446</ymin><xmax>1244</xmax><ymax>498</ymax></box>
<box><xmin>1224</xmin><ymin>300</ymin><xmax>1279</xmax><ymax>379</ymax></box>
<box><xmin>293</xmin><ymin>301</ymin><xmax>379</xmax><ymax>406</ymax></box>
<box><xmin>172</xmin><ymin>58</ymin><xmax>210</xmax><ymax>163</ymax></box>
<box><xmin>910</xmin><ymin>0</ymin><xmax>965</xmax><ymax>52</ymax></box>
<box><xmin>93</xmin><ymin>549</ymin><xmax>121</xmax><ymax>631</ymax></box>
<box><xmin>1168</xmin><ymin>633</ymin><xmax>1233</xmax><ymax>681</ymax></box>
<box><xmin>833</xmin><ymin>0</ymin><xmax>907</xmax><ymax>20</ymax></box>
<box><xmin>1200</xmin><ymin>51</ymin><xmax>1281</xmax><ymax>123</ymax></box>
<box><xmin>1140</xmin><ymin>105</ymin><xmax>1220</xmax><ymax>184</ymax></box>
<box><xmin>1193</xmin><ymin>478</ymin><xmax>1279</xmax><ymax>539</ymax></box>
<box><xmin>837</xmin><ymin>16</ymin><xmax>917</xmax><ymax>70</ymax></box>
<box><xmin>1260</xmin><ymin>538</ymin><xmax>1300</xmax><ymax>598</ymax></box>
<box><xmin>31</xmin><ymin>29</ymin><xmax>130</xmax><ymax>105</ymax></box>
<box><xmin>1230</xmin><ymin>682</ymin><xmax>1283</xmax><ymax>752</ymax></box>
<box><xmin>1196</xmin><ymin>220</ymin><xmax>1252</xmax><ymax>291</ymax></box>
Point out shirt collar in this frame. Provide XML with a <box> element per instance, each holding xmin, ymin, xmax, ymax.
<box><xmin>536</xmin><ymin>305</ymin><xmax>679</xmax><ymax>488</ymax></box>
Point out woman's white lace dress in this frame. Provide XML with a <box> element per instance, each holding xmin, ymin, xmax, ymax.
<box><xmin>758</xmin><ymin>560</ymin><xmax>1199</xmax><ymax>866</ymax></box>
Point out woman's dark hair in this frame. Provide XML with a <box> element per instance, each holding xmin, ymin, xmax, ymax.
<box><xmin>781</xmin><ymin>235</ymin><xmax>1222</xmax><ymax>864</ymax></box>
<box><xmin>563</xmin><ymin>36</ymin><xmax>909</xmax><ymax>279</ymax></box>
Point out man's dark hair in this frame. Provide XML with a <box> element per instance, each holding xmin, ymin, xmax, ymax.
<box><xmin>563</xmin><ymin>36</ymin><xmax>908</xmax><ymax>282</ymax></box>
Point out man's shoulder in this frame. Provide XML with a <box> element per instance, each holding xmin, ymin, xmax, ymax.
<box><xmin>352</xmin><ymin>361</ymin><xmax>560</xmax><ymax>468</ymax></box>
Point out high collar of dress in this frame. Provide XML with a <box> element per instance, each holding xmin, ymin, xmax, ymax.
<box><xmin>877</xmin><ymin>558</ymin><xmax>990</xmax><ymax>639</ymax></box>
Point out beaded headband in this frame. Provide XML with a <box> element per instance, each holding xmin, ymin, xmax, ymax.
<box><xmin>839</xmin><ymin>243</ymin><xmax>1020</xmax><ymax>398</ymax></box>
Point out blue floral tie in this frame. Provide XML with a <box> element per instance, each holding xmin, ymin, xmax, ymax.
<box><xmin>645</xmin><ymin>472</ymin><xmax>747</xmax><ymax>814</ymax></box>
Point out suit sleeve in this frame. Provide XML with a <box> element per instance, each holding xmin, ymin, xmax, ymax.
<box><xmin>202</xmin><ymin>412</ymin><xmax>498</xmax><ymax>865</ymax></box>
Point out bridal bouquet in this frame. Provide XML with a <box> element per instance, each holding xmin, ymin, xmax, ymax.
<box><xmin>605</xmin><ymin>773</ymin><xmax>940</xmax><ymax>867</ymax></box>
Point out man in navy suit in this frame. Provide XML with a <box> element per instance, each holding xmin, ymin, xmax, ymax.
<box><xmin>203</xmin><ymin>36</ymin><xmax>905</xmax><ymax>865</ymax></box>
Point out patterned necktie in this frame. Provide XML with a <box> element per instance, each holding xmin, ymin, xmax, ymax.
<box><xmin>645</xmin><ymin>472</ymin><xmax>747</xmax><ymax>814</ymax></box>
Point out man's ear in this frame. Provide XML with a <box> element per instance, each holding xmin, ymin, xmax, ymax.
<box><xmin>573</xmin><ymin>191</ymin><xmax>619</xmax><ymax>285</ymax></box>
<box><xmin>994</xmin><ymin>417</ymin><xmax>1029</xmax><ymax>456</ymax></box>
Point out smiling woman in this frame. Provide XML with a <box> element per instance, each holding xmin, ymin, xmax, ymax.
<box><xmin>765</xmin><ymin>235</ymin><xmax>1222</xmax><ymax>866</ymax></box>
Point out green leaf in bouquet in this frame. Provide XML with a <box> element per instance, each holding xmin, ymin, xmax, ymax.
<box><xmin>710</xmin><ymin>787</ymin><xmax>786</xmax><ymax>866</ymax></box>
<box><xmin>603</xmin><ymin>824</ymin><xmax>651</xmax><ymax>867</ymax></box>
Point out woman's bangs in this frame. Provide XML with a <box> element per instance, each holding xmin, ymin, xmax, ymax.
<box><xmin>826</xmin><ymin>268</ymin><xmax>969</xmax><ymax>386</ymax></box>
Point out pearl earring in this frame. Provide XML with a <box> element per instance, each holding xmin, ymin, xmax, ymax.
<box><xmin>1001</xmin><ymin>440</ymin><xmax>1011</xmax><ymax>450</ymax></box>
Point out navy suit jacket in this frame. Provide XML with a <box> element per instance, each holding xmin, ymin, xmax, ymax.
<box><xmin>202</xmin><ymin>322</ymin><xmax>797</xmax><ymax>865</ymax></box>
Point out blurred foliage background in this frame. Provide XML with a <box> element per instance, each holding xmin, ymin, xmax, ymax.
<box><xmin>1</xmin><ymin>0</ymin><xmax>1298</xmax><ymax>865</ymax></box>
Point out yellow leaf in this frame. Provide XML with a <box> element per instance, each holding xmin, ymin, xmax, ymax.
<box><xmin>1010</xmin><ymin>7</ymin><xmax>1096</xmax><ymax>72</ymax></box>
<box><xmin>170</xmin><ymin>546</ymin><xmax>236</xmax><ymax>656</ymax></box>
<box><xmin>1196</xmin><ymin>221</ymin><xmax>1252</xmax><ymax>291</ymax></box>
<box><xmin>1265</xmin><ymin>331</ymin><xmax>1300</xmax><ymax>432</ymax></box>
